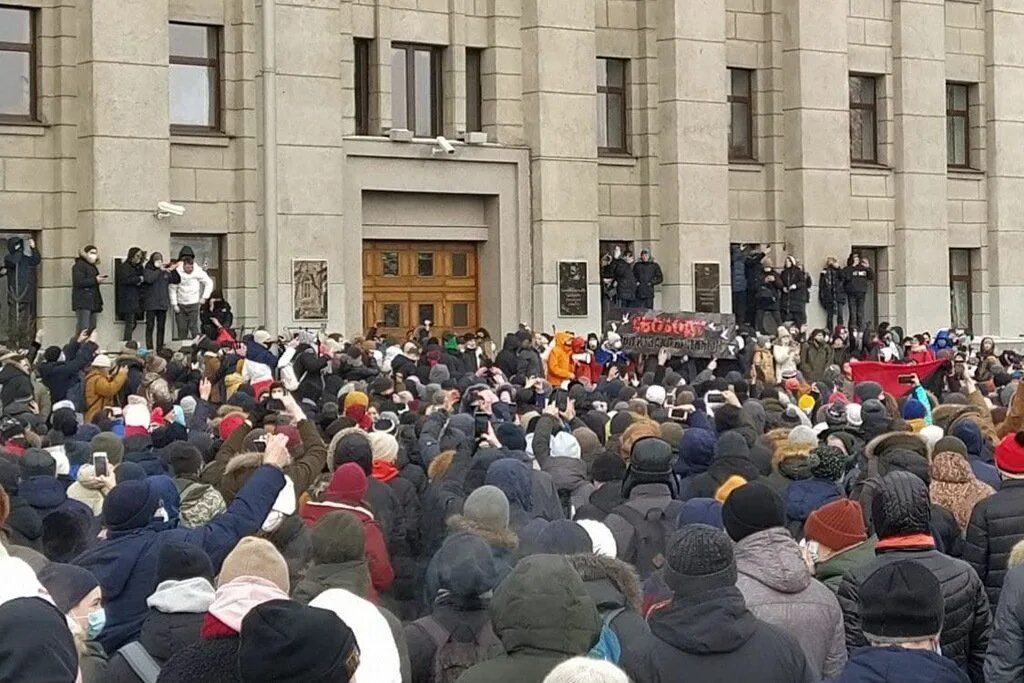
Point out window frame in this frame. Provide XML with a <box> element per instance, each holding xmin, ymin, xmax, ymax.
<box><xmin>849</xmin><ymin>74</ymin><xmax>879</xmax><ymax>165</ymax></box>
<box><xmin>466</xmin><ymin>47</ymin><xmax>483</xmax><ymax>133</ymax></box>
<box><xmin>728</xmin><ymin>67</ymin><xmax>755</xmax><ymax>161</ymax></box>
<box><xmin>0</xmin><ymin>5</ymin><xmax>37</xmax><ymax>123</ymax></box>
<box><xmin>946</xmin><ymin>82</ymin><xmax>971</xmax><ymax>170</ymax></box>
<box><xmin>391</xmin><ymin>42</ymin><xmax>443</xmax><ymax>137</ymax></box>
<box><xmin>949</xmin><ymin>248</ymin><xmax>974</xmax><ymax>333</ymax></box>
<box><xmin>597</xmin><ymin>57</ymin><xmax>629</xmax><ymax>156</ymax></box>
<box><xmin>354</xmin><ymin>38</ymin><xmax>371</xmax><ymax>135</ymax></box>
<box><xmin>168</xmin><ymin>21</ymin><xmax>222</xmax><ymax>135</ymax></box>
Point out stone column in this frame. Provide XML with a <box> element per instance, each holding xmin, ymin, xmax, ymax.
<box><xmin>986</xmin><ymin>0</ymin><xmax>1024</xmax><ymax>335</ymax></box>
<box><xmin>657</xmin><ymin>0</ymin><xmax>729</xmax><ymax>313</ymax></box>
<box><xmin>781</xmin><ymin>0</ymin><xmax>851</xmax><ymax>328</ymax></box>
<box><xmin>521</xmin><ymin>0</ymin><xmax>600</xmax><ymax>330</ymax></box>
<box><xmin>891</xmin><ymin>0</ymin><xmax>948</xmax><ymax>330</ymax></box>
<box><xmin>77</xmin><ymin>1</ymin><xmax>171</xmax><ymax>343</ymax></box>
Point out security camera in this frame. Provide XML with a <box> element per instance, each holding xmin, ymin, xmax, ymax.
<box><xmin>155</xmin><ymin>201</ymin><xmax>186</xmax><ymax>219</ymax></box>
<box><xmin>432</xmin><ymin>136</ymin><xmax>456</xmax><ymax>156</ymax></box>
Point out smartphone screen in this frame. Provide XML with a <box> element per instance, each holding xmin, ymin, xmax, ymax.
<box><xmin>93</xmin><ymin>453</ymin><xmax>108</xmax><ymax>477</ymax></box>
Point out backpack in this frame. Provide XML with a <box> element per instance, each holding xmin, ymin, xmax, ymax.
<box><xmin>116</xmin><ymin>641</ymin><xmax>161</xmax><ymax>683</ymax></box>
<box><xmin>588</xmin><ymin>607</ymin><xmax>626</xmax><ymax>663</ymax></box>
<box><xmin>611</xmin><ymin>503</ymin><xmax>674</xmax><ymax>578</ymax></box>
<box><xmin>176</xmin><ymin>479</ymin><xmax>226</xmax><ymax>528</ymax></box>
<box><xmin>412</xmin><ymin>615</ymin><xmax>504</xmax><ymax>683</ymax></box>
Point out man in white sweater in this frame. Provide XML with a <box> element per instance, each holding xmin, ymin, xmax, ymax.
<box><xmin>169</xmin><ymin>245</ymin><xmax>214</xmax><ymax>340</ymax></box>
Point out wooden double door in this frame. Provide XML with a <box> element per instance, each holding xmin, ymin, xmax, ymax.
<box><xmin>363</xmin><ymin>241</ymin><xmax>479</xmax><ymax>336</ymax></box>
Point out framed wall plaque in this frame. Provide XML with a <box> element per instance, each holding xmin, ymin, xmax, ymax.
<box><xmin>293</xmin><ymin>259</ymin><xmax>328</xmax><ymax>321</ymax></box>
<box><xmin>558</xmin><ymin>260</ymin><xmax>589</xmax><ymax>317</ymax></box>
<box><xmin>693</xmin><ymin>262</ymin><xmax>721</xmax><ymax>313</ymax></box>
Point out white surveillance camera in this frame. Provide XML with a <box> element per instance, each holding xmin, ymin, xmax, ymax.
<box><xmin>155</xmin><ymin>201</ymin><xmax>186</xmax><ymax>219</ymax></box>
<box><xmin>434</xmin><ymin>136</ymin><xmax>456</xmax><ymax>155</ymax></box>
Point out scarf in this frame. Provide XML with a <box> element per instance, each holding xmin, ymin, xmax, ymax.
<box><xmin>203</xmin><ymin>577</ymin><xmax>288</xmax><ymax>635</ymax></box>
<box><xmin>372</xmin><ymin>461</ymin><xmax>399</xmax><ymax>483</ymax></box>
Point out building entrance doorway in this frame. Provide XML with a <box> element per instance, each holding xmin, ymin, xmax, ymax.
<box><xmin>363</xmin><ymin>241</ymin><xmax>479</xmax><ymax>337</ymax></box>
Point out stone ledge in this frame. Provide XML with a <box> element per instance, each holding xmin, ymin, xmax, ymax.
<box><xmin>0</xmin><ymin>122</ymin><xmax>48</xmax><ymax>137</ymax></box>
<box><xmin>170</xmin><ymin>135</ymin><xmax>232</xmax><ymax>148</ymax></box>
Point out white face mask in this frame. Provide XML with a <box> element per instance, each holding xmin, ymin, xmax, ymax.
<box><xmin>85</xmin><ymin>252</ymin><xmax>98</xmax><ymax>264</ymax></box>
<box><xmin>153</xmin><ymin>260</ymin><xmax>163</xmax><ymax>269</ymax></box>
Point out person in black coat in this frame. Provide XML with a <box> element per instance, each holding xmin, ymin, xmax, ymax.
<box><xmin>779</xmin><ymin>256</ymin><xmax>812</xmax><ymax>328</ymax></box>
<box><xmin>819</xmin><ymin>256</ymin><xmax>847</xmax><ymax>332</ymax></box>
<box><xmin>142</xmin><ymin>252</ymin><xmax>180</xmax><ymax>351</ymax></box>
<box><xmin>837</xmin><ymin>472</ymin><xmax>991</xmax><ymax>683</ymax></box>
<box><xmin>116</xmin><ymin>247</ymin><xmax>146</xmax><ymax>343</ymax></box>
<box><xmin>844</xmin><ymin>253</ymin><xmax>874</xmax><ymax>331</ymax></box>
<box><xmin>743</xmin><ymin>244</ymin><xmax>767</xmax><ymax>327</ymax></box>
<box><xmin>621</xmin><ymin>524</ymin><xmax>815</xmax><ymax>683</ymax></box>
<box><xmin>71</xmin><ymin>245</ymin><xmax>107</xmax><ymax>333</ymax></box>
<box><xmin>633</xmin><ymin>249</ymin><xmax>664</xmax><ymax>309</ymax></box>
<box><xmin>754</xmin><ymin>265</ymin><xmax>783</xmax><ymax>335</ymax></box>
<box><xmin>38</xmin><ymin>333</ymin><xmax>97</xmax><ymax>404</ymax></box>
<box><xmin>3</xmin><ymin>236</ymin><xmax>41</xmax><ymax>348</ymax></box>
<box><xmin>200</xmin><ymin>291</ymin><xmax>234</xmax><ymax>340</ymax></box>
<box><xmin>607</xmin><ymin>248</ymin><xmax>639</xmax><ymax>309</ymax></box>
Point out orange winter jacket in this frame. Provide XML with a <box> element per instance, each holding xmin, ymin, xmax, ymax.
<box><xmin>547</xmin><ymin>332</ymin><xmax>575</xmax><ymax>387</ymax></box>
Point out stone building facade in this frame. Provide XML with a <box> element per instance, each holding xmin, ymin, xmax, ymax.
<box><xmin>0</xmin><ymin>0</ymin><xmax>1021</xmax><ymax>344</ymax></box>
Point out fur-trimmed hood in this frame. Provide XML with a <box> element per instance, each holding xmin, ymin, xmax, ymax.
<box><xmin>327</xmin><ymin>426</ymin><xmax>366</xmax><ymax>471</ymax></box>
<box><xmin>447</xmin><ymin>514</ymin><xmax>519</xmax><ymax>552</ymax></box>
<box><xmin>567</xmin><ymin>552</ymin><xmax>641</xmax><ymax>614</ymax></box>
<box><xmin>773</xmin><ymin>441</ymin><xmax>815</xmax><ymax>480</ymax></box>
<box><xmin>223</xmin><ymin>450</ymin><xmax>263</xmax><ymax>477</ymax></box>
<box><xmin>1010</xmin><ymin>539</ymin><xmax>1024</xmax><ymax>571</ymax></box>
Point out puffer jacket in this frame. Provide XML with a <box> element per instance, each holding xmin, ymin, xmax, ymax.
<box><xmin>929</xmin><ymin>452</ymin><xmax>994</xmax><ymax>532</ymax></box>
<box><xmin>735</xmin><ymin>527</ymin><xmax>847</xmax><ymax>679</ymax></box>
<box><xmin>833</xmin><ymin>646</ymin><xmax>971</xmax><ymax>683</ymax></box>
<box><xmin>985</xmin><ymin>563</ymin><xmax>1024</xmax><ymax>683</ymax></box>
<box><xmin>964</xmin><ymin>478</ymin><xmax>1024</xmax><ymax>607</ymax></box>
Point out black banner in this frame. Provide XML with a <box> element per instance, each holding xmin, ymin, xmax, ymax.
<box><xmin>609</xmin><ymin>310</ymin><xmax>738</xmax><ymax>359</ymax></box>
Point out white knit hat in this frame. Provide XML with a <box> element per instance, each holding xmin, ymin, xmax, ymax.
<box><xmin>577</xmin><ymin>519</ymin><xmax>617</xmax><ymax>558</ymax></box>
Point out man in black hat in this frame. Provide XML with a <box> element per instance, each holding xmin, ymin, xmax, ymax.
<box><xmin>621</xmin><ymin>524</ymin><xmax>814</xmax><ymax>682</ymax></box>
<box><xmin>830</xmin><ymin>560</ymin><xmax>968</xmax><ymax>682</ymax></box>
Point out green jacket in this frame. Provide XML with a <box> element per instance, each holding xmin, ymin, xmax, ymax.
<box><xmin>815</xmin><ymin>537</ymin><xmax>878</xmax><ymax>593</ymax></box>
<box><xmin>457</xmin><ymin>554</ymin><xmax>601</xmax><ymax>683</ymax></box>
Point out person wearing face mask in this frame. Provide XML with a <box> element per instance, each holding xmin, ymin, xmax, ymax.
<box><xmin>38</xmin><ymin>562</ymin><xmax>109</xmax><ymax>682</ymax></box>
<box><xmin>819</xmin><ymin>257</ymin><xmax>847</xmax><ymax>333</ymax></box>
<box><xmin>141</xmin><ymin>252</ymin><xmax>180</xmax><ymax>352</ymax></box>
<box><xmin>72</xmin><ymin>244</ymin><xmax>107</xmax><ymax>334</ymax></box>
<box><xmin>115</xmin><ymin>247</ymin><xmax>147</xmax><ymax>344</ymax></box>
<box><xmin>462</xmin><ymin>333</ymin><xmax>483</xmax><ymax>373</ymax></box>
<box><xmin>780</xmin><ymin>256</ymin><xmax>812</xmax><ymax>328</ymax></box>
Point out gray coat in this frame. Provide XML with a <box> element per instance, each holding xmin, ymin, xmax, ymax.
<box><xmin>986</xmin><ymin>564</ymin><xmax>1024</xmax><ymax>682</ymax></box>
<box><xmin>735</xmin><ymin>527</ymin><xmax>847</xmax><ymax>680</ymax></box>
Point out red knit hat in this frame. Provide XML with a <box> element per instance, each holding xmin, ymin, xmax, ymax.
<box><xmin>804</xmin><ymin>499</ymin><xmax>867</xmax><ymax>551</ymax></box>
<box><xmin>326</xmin><ymin>462</ymin><xmax>368</xmax><ymax>504</ymax></box>
<box><xmin>996</xmin><ymin>432</ymin><xmax>1024</xmax><ymax>475</ymax></box>
<box><xmin>219</xmin><ymin>412</ymin><xmax>246</xmax><ymax>442</ymax></box>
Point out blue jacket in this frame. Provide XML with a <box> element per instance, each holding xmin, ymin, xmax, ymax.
<box><xmin>38</xmin><ymin>339</ymin><xmax>96</xmax><ymax>403</ymax></box>
<box><xmin>730</xmin><ymin>245</ymin><xmax>747</xmax><ymax>293</ymax></box>
<box><xmin>73</xmin><ymin>465</ymin><xmax>284</xmax><ymax>653</ymax></box>
<box><xmin>19</xmin><ymin>475</ymin><xmax>92</xmax><ymax>521</ymax></box>
<box><xmin>785</xmin><ymin>477</ymin><xmax>842</xmax><ymax>524</ymax></box>
<box><xmin>830</xmin><ymin>646</ymin><xmax>969</xmax><ymax>682</ymax></box>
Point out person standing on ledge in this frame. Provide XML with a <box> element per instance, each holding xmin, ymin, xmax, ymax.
<box><xmin>634</xmin><ymin>249</ymin><xmax>664</xmax><ymax>310</ymax></box>
<box><xmin>169</xmin><ymin>246</ymin><xmax>214</xmax><ymax>341</ymax></box>
<box><xmin>71</xmin><ymin>245</ymin><xmax>107</xmax><ymax>334</ymax></box>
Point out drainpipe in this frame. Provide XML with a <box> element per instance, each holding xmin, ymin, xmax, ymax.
<box><xmin>261</xmin><ymin>0</ymin><xmax>278</xmax><ymax>330</ymax></box>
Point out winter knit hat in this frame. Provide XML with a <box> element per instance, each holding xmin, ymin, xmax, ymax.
<box><xmin>902</xmin><ymin>398</ymin><xmax>927</xmax><ymax>421</ymax></box>
<box><xmin>550</xmin><ymin>432</ymin><xmax>582</xmax><ymax>459</ymax></box>
<box><xmin>496</xmin><ymin>423</ymin><xmax>527</xmax><ymax>451</ymax></box>
<box><xmin>609</xmin><ymin>411</ymin><xmax>635</xmax><ymax>436</ymax></box>
<box><xmin>577</xmin><ymin>519</ymin><xmax>617</xmax><ymax>558</ymax></box>
<box><xmin>311</xmin><ymin>511</ymin><xmax>366</xmax><ymax>565</ymax></box>
<box><xmin>663</xmin><ymin>524</ymin><xmax>737</xmax><ymax>598</ymax></box>
<box><xmin>722</xmin><ymin>481</ymin><xmax>785</xmax><ymax>542</ymax></box>
<box><xmin>677</xmin><ymin>498</ymin><xmax>724</xmax><ymax>530</ymax></box>
<box><xmin>41</xmin><ymin>509</ymin><xmax>92</xmax><ymax>563</ymax></box>
<box><xmin>238</xmin><ymin>599</ymin><xmax>360</xmax><ymax>683</ymax></box>
<box><xmin>544</xmin><ymin>658</ymin><xmax>629</xmax><ymax>683</ymax></box>
<box><xmin>157</xmin><ymin>541</ymin><xmax>215</xmax><ymax>584</ymax></box>
<box><xmin>996</xmin><ymin>432</ymin><xmax>1024</xmax><ymax>475</ymax></box>
<box><xmin>860</xmin><ymin>560</ymin><xmax>944</xmax><ymax>642</ymax></box>
<box><xmin>104</xmin><ymin>479</ymin><xmax>161</xmax><ymax>531</ymax></box>
<box><xmin>37</xmin><ymin>563</ymin><xmax>99</xmax><ymax>614</ymax></box>
<box><xmin>788</xmin><ymin>425</ymin><xmax>818</xmax><ymax>448</ymax></box>
<box><xmin>432</xmin><ymin>532</ymin><xmax>504</xmax><ymax>598</ymax></box>
<box><xmin>645</xmin><ymin>385</ymin><xmax>667</xmax><ymax>406</ymax></box>
<box><xmin>804</xmin><ymin>499</ymin><xmax>867</xmax><ymax>551</ymax></box>
<box><xmin>219</xmin><ymin>412</ymin><xmax>247</xmax><ymax>441</ymax></box>
<box><xmin>326</xmin><ymin>463</ymin><xmax>369</xmax><ymax>504</ymax></box>
<box><xmin>932</xmin><ymin>435</ymin><xmax>968</xmax><ymax>459</ymax></box>
<box><xmin>532</xmin><ymin>520</ymin><xmax>593</xmax><ymax>556</ymax></box>
<box><xmin>918</xmin><ymin>425</ymin><xmax>944</xmax><ymax>454</ymax></box>
<box><xmin>218</xmin><ymin>537</ymin><xmax>290</xmax><ymax>594</ymax></box>
<box><xmin>845</xmin><ymin>403</ymin><xmax>863</xmax><ymax>427</ymax></box>
<box><xmin>854</xmin><ymin>381</ymin><xmax>884</xmax><ymax>403</ymax></box>
<box><xmin>428</xmin><ymin>365</ymin><xmax>450</xmax><ymax>384</ymax></box>
<box><xmin>810</xmin><ymin>445</ymin><xmax>847</xmax><ymax>483</ymax></box>
<box><xmin>19</xmin><ymin>449</ymin><xmax>56</xmax><ymax>478</ymax></box>
<box><xmin>462</xmin><ymin>485</ymin><xmax>510</xmax><ymax>531</ymax></box>
<box><xmin>123</xmin><ymin>403</ymin><xmax>149</xmax><ymax>431</ymax></box>
<box><xmin>90</xmin><ymin>432</ymin><xmax>125</xmax><ymax>466</ymax></box>
<box><xmin>366</xmin><ymin>432</ymin><xmax>399</xmax><ymax>464</ymax></box>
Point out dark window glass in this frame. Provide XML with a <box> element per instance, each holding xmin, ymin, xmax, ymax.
<box><xmin>451</xmin><ymin>252</ymin><xmax>468</xmax><ymax>277</ymax></box>
<box><xmin>381</xmin><ymin>252</ymin><xmax>398</xmax><ymax>276</ymax></box>
<box><xmin>466</xmin><ymin>48</ymin><xmax>483</xmax><ymax>133</ymax></box>
<box><xmin>849</xmin><ymin>75</ymin><xmax>878</xmax><ymax>164</ymax></box>
<box><xmin>597</xmin><ymin>57</ymin><xmax>628</xmax><ymax>154</ymax></box>
<box><xmin>0</xmin><ymin>6</ymin><xmax>35</xmax><ymax>121</ymax></box>
<box><xmin>391</xmin><ymin>43</ymin><xmax>442</xmax><ymax>136</ymax></box>
<box><xmin>418</xmin><ymin>303</ymin><xmax>435</xmax><ymax>325</ymax></box>
<box><xmin>355</xmin><ymin>38</ymin><xmax>371</xmax><ymax>135</ymax></box>
<box><xmin>452</xmin><ymin>303</ymin><xmax>469</xmax><ymax>327</ymax></box>
<box><xmin>382</xmin><ymin>304</ymin><xmax>401</xmax><ymax>328</ymax></box>
<box><xmin>417</xmin><ymin>252</ymin><xmax>434</xmax><ymax>276</ymax></box>
<box><xmin>169</xmin><ymin>23</ymin><xmax>220</xmax><ymax>133</ymax></box>
<box><xmin>946</xmin><ymin>83</ymin><xmax>971</xmax><ymax>168</ymax></box>
<box><xmin>949</xmin><ymin>249</ymin><xmax>973</xmax><ymax>332</ymax></box>
<box><xmin>728</xmin><ymin>68</ymin><xmax>754</xmax><ymax>160</ymax></box>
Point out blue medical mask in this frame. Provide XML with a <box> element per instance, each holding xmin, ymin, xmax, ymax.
<box><xmin>85</xmin><ymin>608</ymin><xmax>106</xmax><ymax>639</ymax></box>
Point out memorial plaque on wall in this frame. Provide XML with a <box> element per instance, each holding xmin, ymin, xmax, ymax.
<box><xmin>693</xmin><ymin>262</ymin><xmax>721</xmax><ymax>313</ymax></box>
<box><xmin>558</xmin><ymin>260</ymin><xmax>589</xmax><ymax>317</ymax></box>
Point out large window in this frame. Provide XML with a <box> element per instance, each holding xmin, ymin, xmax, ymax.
<box><xmin>354</xmin><ymin>38</ymin><xmax>371</xmax><ymax>135</ymax></box>
<box><xmin>947</xmin><ymin>82</ymin><xmax>971</xmax><ymax>169</ymax></box>
<box><xmin>0</xmin><ymin>6</ymin><xmax>36</xmax><ymax>122</ymax></box>
<box><xmin>597</xmin><ymin>58</ymin><xmax>628</xmax><ymax>155</ymax></box>
<box><xmin>849</xmin><ymin>75</ymin><xmax>878</xmax><ymax>164</ymax></box>
<box><xmin>728</xmin><ymin>68</ymin><xmax>754</xmax><ymax>161</ymax></box>
<box><xmin>169</xmin><ymin>22</ymin><xmax>221</xmax><ymax>134</ymax></box>
<box><xmin>390</xmin><ymin>43</ymin><xmax>442</xmax><ymax>136</ymax></box>
<box><xmin>949</xmin><ymin>249</ymin><xmax>974</xmax><ymax>333</ymax></box>
<box><xmin>466</xmin><ymin>47</ymin><xmax>483</xmax><ymax>133</ymax></box>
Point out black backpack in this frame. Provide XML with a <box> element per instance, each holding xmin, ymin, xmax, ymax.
<box><xmin>411</xmin><ymin>615</ymin><xmax>504</xmax><ymax>683</ymax></box>
<box><xmin>611</xmin><ymin>502</ymin><xmax>676</xmax><ymax>578</ymax></box>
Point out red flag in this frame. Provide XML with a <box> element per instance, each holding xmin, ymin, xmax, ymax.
<box><xmin>849</xmin><ymin>358</ymin><xmax>948</xmax><ymax>399</ymax></box>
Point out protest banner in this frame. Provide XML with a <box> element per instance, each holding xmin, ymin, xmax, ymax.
<box><xmin>609</xmin><ymin>310</ymin><xmax>738</xmax><ymax>359</ymax></box>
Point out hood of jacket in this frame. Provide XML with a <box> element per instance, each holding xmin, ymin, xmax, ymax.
<box><xmin>814</xmin><ymin>537</ymin><xmax>878</xmax><ymax>585</ymax></box>
<box><xmin>785</xmin><ymin>477</ymin><xmax>842</xmax><ymax>523</ymax></box>
<box><xmin>490</xmin><ymin>554</ymin><xmax>601</xmax><ymax>657</ymax></box>
<box><xmin>950</xmin><ymin>420</ymin><xmax>984</xmax><ymax>460</ymax></box>
<box><xmin>19</xmin><ymin>476</ymin><xmax>66</xmax><ymax>510</ymax></box>
<box><xmin>447</xmin><ymin>514</ymin><xmax>519</xmax><ymax>552</ymax></box>
<box><xmin>930</xmin><ymin>451</ymin><xmax>973</xmax><ymax>484</ymax></box>
<box><xmin>734</xmin><ymin>527</ymin><xmax>812</xmax><ymax>594</ymax></box>
<box><xmin>138</xmin><ymin>609</ymin><xmax>206</xmax><ymax>663</ymax></box>
<box><xmin>649</xmin><ymin>586</ymin><xmax>758</xmax><ymax>654</ymax></box>
<box><xmin>294</xmin><ymin>561</ymin><xmax>372</xmax><ymax>603</ymax></box>
<box><xmin>568</xmin><ymin>552</ymin><xmax>641</xmax><ymax>613</ymax></box>
<box><xmin>676</xmin><ymin>427</ymin><xmax>716</xmax><ymax>477</ymax></box>
<box><xmin>838</xmin><ymin>645</ymin><xmax>970</xmax><ymax>683</ymax></box>
<box><xmin>147</xmin><ymin>577</ymin><xmax>216</xmax><ymax>614</ymax></box>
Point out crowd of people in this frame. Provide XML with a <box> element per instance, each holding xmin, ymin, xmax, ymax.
<box><xmin>6</xmin><ymin>246</ymin><xmax>1024</xmax><ymax>681</ymax></box>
